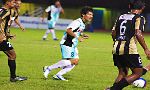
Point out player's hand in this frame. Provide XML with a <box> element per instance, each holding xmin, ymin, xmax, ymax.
<box><xmin>21</xmin><ymin>27</ymin><xmax>26</xmax><ymax>32</ymax></box>
<box><xmin>7</xmin><ymin>34</ymin><xmax>16</xmax><ymax>40</ymax></box>
<box><xmin>82</xmin><ymin>34</ymin><xmax>89</xmax><ymax>39</ymax></box>
<box><xmin>144</xmin><ymin>49</ymin><xmax>150</xmax><ymax>60</ymax></box>
<box><xmin>78</xmin><ymin>37</ymin><xmax>84</xmax><ymax>42</ymax></box>
<box><xmin>41</xmin><ymin>18</ymin><xmax>44</xmax><ymax>22</ymax></box>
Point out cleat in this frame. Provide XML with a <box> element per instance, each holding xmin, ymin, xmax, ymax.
<box><xmin>10</xmin><ymin>76</ymin><xmax>27</xmax><ymax>82</ymax></box>
<box><xmin>43</xmin><ymin>66</ymin><xmax>51</xmax><ymax>79</ymax></box>
<box><xmin>53</xmin><ymin>38</ymin><xmax>59</xmax><ymax>41</ymax></box>
<box><xmin>53</xmin><ymin>75</ymin><xmax>68</xmax><ymax>81</ymax></box>
<box><xmin>43</xmin><ymin>38</ymin><xmax>46</xmax><ymax>40</ymax></box>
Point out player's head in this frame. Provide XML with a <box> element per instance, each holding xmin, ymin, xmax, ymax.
<box><xmin>15</xmin><ymin>0</ymin><xmax>22</xmax><ymax>9</ymax></box>
<box><xmin>80</xmin><ymin>6</ymin><xmax>93</xmax><ymax>22</ymax></box>
<box><xmin>3</xmin><ymin>0</ymin><xmax>15</xmax><ymax>9</ymax></box>
<box><xmin>55</xmin><ymin>0</ymin><xmax>61</xmax><ymax>7</ymax></box>
<box><xmin>129</xmin><ymin>0</ymin><xmax>145</xmax><ymax>14</ymax></box>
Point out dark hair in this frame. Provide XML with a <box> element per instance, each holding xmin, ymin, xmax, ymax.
<box><xmin>129</xmin><ymin>0</ymin><xmax>145</xmax><ymax>10</ymax></box>
<box><xmin>80</xmin><ymin>6</ymin><xmax>93</xmax><ymax>17</ymax></box>
<box><xmin>3</xmin><ymin>0</ymin><xmax>13</xmax><ymax>4</ymax></box>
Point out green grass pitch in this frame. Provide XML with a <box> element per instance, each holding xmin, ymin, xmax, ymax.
<box><xmin>0</xmin><ymin>28</ymin><xmax>150</xmax><ymax>90</ymax></box>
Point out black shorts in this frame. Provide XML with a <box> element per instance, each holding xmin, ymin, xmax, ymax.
<box><xmin>113</xmin><ymin>54</ymin><xmax>143</xmax><ymax>68</ymax></box>
<box><xmin>0</xmin><ymin>40</ymin><xmax>13</xmax><ymax>51</ymax></box>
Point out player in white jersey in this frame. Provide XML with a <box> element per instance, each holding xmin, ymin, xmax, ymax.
<box><xmin>42</xmin><ymin>0</ymin><xmax>64</xmax><ymax>41</ymax></box>
<box><xmin>43</xmin><ymin>6</ymin><xmax>93</xmax><ymax>81</ymax></box>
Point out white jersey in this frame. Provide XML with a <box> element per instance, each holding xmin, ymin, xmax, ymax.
<box><xmin>60</xmin><ymin>18</ymin><xmax>85</xmax><ymax>47</ymax></box>
<box><xmin>45</xmin><ymin>5</ymin><xmax>62</xmax><ymax>21</ymax></box>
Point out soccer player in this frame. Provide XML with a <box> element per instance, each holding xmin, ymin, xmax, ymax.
<box><xmin>106</xmin><ymin>0</ymin><xmax>150</xmax><ymax>90</ymax></box>
<box><xmin>8</xmin><ymin>0</ymin><xmax>25</xmax><ymax>31</ymax></box>
<box><xmin>42</xmin><ymin>0</ymin><xmax>64</xmax><ymax>41</ymax></box>
<box><xmin>0</xmin><ymin>0</ymin><xmax>27</xmax><ymax>82</ymax></box>
<box><xmin>43</xmin><ymin>6</ymin><xmax>93</xmax><ymax>81</ymax></box>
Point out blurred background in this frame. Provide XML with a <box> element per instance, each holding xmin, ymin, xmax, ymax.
<box><xmin>1</xmin><ymin>0</ymin><xmax>150</xmax><ymax>32</ymax></box>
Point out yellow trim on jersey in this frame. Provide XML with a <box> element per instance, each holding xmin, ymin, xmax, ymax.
<box><xmin>129</xmin><ymin>37</ymin><xmax>138</xmax><ymax>54</ymax></box>
<box><xmin>112</xmin><ymin>41</ymin><xmax>118</xmax><ymax>54</ymax></box>
<box><xmin>135</xmin><ymin>17</ymin><xmax>141</xmax><ymax>30</ymax></box>
<box><xmin>119</xmin><ymin>41</ymin><xmax>126</xmax><ymax>55</ymax></box>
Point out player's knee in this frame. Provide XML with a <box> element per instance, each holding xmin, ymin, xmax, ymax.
<box><xmin>132</xmin><ymin>70</ymin><xmax>143</xmax><ymax>77</ymax></box>
<box><xmin>73</xmin><ymin>59</ymin><xmax>79</xmax><ymax>65</ymax></box>
<box><xmin>8</xmin><ymin>53</ymin><xmax>16</xmax><ymax>60</ymax></box>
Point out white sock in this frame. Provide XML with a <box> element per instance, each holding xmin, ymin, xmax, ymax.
<box><xmin>50</xmin><ymin>29</ymin><xmax>56</xmax><ymax>39</ymax></box>
<box><xmin>56</xmin><ymin>65</ymin><xmax>75</xmax><ymax>76</ymax></box>
<box><xmin>43</xmin><ymin>29</ymin><xmax>50</xmax><ymax>38</ymax></box>
<box><xmin>47</xmin><ymin>60</ymin><xmax>71</xmax><ymax>71</ymax></box>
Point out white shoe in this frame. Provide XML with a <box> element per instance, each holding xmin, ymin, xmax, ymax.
<box><xmin>43</xmin><ymin>66</ymin><xmax>51</xmax><ymax>79</ymax></box>
<box><xmin>53</xmin><ymin>75</ymin><xmax>68</xmax><ymax>81</ymax></box>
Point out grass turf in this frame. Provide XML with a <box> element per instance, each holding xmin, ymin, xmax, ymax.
<box><xmin>0</xmin><ymin>28</ymin><xmax>150</xmax><ymax>90</ymax></box>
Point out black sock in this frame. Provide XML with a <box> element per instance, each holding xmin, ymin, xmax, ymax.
<box><xmin>142</xmin><ymin>68</ymin><xmax>147</xmax><ymax>75</ymax></box>
<box><xmin>110</xmin><ymin>78</ymin><xmax>129</xmax><ymax>90</ymax></box>
<box><xmin>8</xmin><ymin>60</ymin><xmax>16</xmax><ymax>78</ymax></box>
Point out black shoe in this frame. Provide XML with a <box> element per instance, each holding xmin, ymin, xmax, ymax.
<box><xmin>53</xmin><ymin>38</ymin><xmax>59</xmax><ymax>41</ymax></box>
<box><xmin>43</xmin><ymin>38</ymin><xmax>46</xmax><ymax>40</ymax></box>
<box><xmin>10</xmin><ymin>76</ymin><xmax>27</xmax><ymax>82</ymax></box>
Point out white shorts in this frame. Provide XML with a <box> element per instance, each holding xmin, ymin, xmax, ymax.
<box><xmin>48</xmin><ymin>20</ymin><xmax>56</xmax><ymax>29</ymax></box>
<box><xmin>60</xmin><ymin>45</ymin><xmax>79</xmax><ymax>59</ymax></box>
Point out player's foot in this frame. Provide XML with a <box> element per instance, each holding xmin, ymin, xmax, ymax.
<box><xmin>43</xmin><ymin>38</ymin><xmax>46</xmax><ymax>40</ymax></box>
<box><xmin>53</xmin><ymin>75</ymin><xmax>68</xmax><ymax>81</ymax></box>
<box><xmin>10</xmin><ymin>76</ymin><xmax>27</xmax><ymax>82</ymax></box>
<box><xmin>53</xmin><ymin>38</ymin><xmax>59</xmax><ymax>41</ymax></box>
<box><xmin>43</xmin><ymin>66</ymin><xmax>51</xmax><ymax>79</ymax></box>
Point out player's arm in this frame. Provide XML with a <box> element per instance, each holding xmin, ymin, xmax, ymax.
<box><xmin>60</xmin><ymin>7</ymin><xmax>64</xmax><ymax>14</ymax></box>
<box><xmin>66</xmin><ymin>28</ymin><xmax>77</xmax><ymax>38</ymax></box>
<box><xmin>81</xmin><ymin>33</ymin><xmax>89</xmax><ymax>39</ymax></box>
<box><xmin>66</xmin><ymin>28</ymin><xmax>83</xmax><ymax>42</ymax></box>
<box><xmin>135</xmin><ymin>17</ymin><xmax>150</xmax><ymax>59</ymax></box>
<box><xmin>42</xmin><ymin>6</ymin><xmax>50</xmax><ymax>22</ymax></box>
<box><xmin>14</xmin><ymin>17</ymin><xmax>25</xmax><ymax>31</ymax></box>
<box><xmin>111</xmin><ymin>24</ymin><xmax>116</xmax><ymax>41</ymax></box>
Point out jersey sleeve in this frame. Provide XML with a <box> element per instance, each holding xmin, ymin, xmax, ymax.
<box><xmin>135</xmin><ymin>16</ymin><xmax>145</xmax><ymax>32</ymax></box>
<box><xmin>45</xmin><ymin>6</ymin><xmax>51</xmax><ymax>12</ymax></box>
<box><xmin>10</xmin><ymin>9</ymin><xmax>16</xmax><ymax>21</ymax></box>
<box><xmin>67</xmin><ymin>20</ymin><xmax>80</xmax><ymax>31</ymax></box>
<box><xmin>0</xmin><ymin>9</ymin><xmax>10</xmax><ymax>20</ymax></box>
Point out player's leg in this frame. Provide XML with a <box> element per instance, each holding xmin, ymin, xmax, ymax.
<box><xmin>50</xmin><ymin>21</ymin><xmax>58</xmax><ymax>40</ymax></box>
<box><xmin>53</xmin><ymin>47</ymin><xmax>79</xmax><ymax>81</ymax></box>
<box><xmin>43</xmin><ymin>45</ymin><xmax>78</xmax><ymax>79</ymax></box>
<box><xmin>43</xmin><ymin>29</ymin><xmax>51</xmax><ymax>40</ymax></box>
<box><xmin>142</xmin><ymin>63</ymin><xmax>150</xmax><ymax>75</ymax></box>
<box><xmin>43</xmin><ymin>59</ymin><xmax>72</xmax><ymax>78</ymax></box>
<box><xmin>109</xmin><ymin>54</ymin><xmax>143</xmax><ymax>90</ymax></box>
<box><xmin>114</xmin><ymin>67</ymin><xmax>129</xmax><ymax>84</ymax></box>
<box><xmin>4</xmin><ymin>49</ymin><xmax>16</xmax><ymax>79</ymax></box>
<box><xmin>2</xmin><ymin>41</ymin><xmax>27</xmax><ymax>82</ymax></box>
<box><xmin>42</xmin><ymin>20</ymin><xmax>52</xmax><ymax>40</ymax></box>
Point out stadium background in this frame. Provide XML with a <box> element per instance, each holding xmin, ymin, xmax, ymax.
<box><xmin>0</xmin><ymin>0</ymin><xmax>150</xmax><ymax>90</ymax></box>
<box><xmin>0</xmin><ymin>0</ymin><xmax>150</xmax><ymax>31</ymax></box>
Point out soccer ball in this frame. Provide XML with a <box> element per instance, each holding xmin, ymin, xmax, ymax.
<box><xmin>132</xmin><ymin>78</ymin><xmax>146</xmax><ymax>88</ymax></box>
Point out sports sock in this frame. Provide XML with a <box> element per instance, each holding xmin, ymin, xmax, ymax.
<box><xmin>43</xmin><ymin>29</ymin><xmax>50</xmax><ymax>39</ymax></box>
<box><xmin>8</xmin><ymin>60</ymin><xmax>16</xmax><ymax>78</ymax></box>
<box><xmin>56</xmin><ymin>65</ymin><xmax>75</xmax><ymax>76</ymax></box>
<box><xmin>142</xmin><ymin>68</ymin><xmax>148</xmax><ymax>75</ymax></box>
<box><xmin>47</xmin><ymin>60</ymin><xmax>71</xmax><ymax>71</ymax></box>
<box><xmin>50</xmin><ymin>29</ymin><xmax>56</xmax><ymax>39</ymax></box>
<box><xmin>110</xmin><ymin>78</ymin><xmax>129</xmax><ymax>90</ymax></box>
